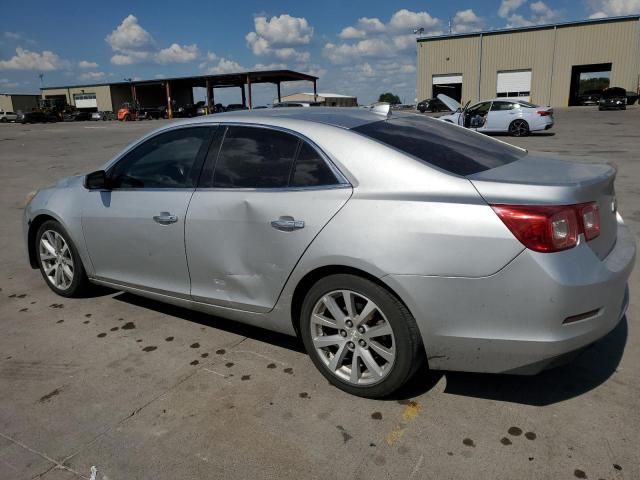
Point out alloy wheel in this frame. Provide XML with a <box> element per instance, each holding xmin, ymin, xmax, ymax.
<box><xmin>510</xmin><ymin>120</ymin><xmax>528</xmax><ymax>136</ymax></box>
<box><xmin>310</xmin><ymin>290</ymin><xmax>396</xmax><ymax>385</ymax></box>
<box><xmin>39</xmin><ymin>230</ymin><xmax>74</xmax><ymax>290</ymax></box>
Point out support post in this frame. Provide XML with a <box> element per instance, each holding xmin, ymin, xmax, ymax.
<box><xmin>131</xmin><ymin>84</ymin><xmax>137</xmax><ymax>103</ymax></box>
<box><xmin>247</xmin><ymin>75</ymin><xmax>252</xmax><ymax>109</ymax></box>
<box><xmin>276</xmin><ymin>82</ymin><xmax>281</xmax><ymax>104</ymax></box>
<box><xmin>206</xmin><ymin>79</ymin><xmax>213</xmax><ymax>113</ymax></box>
<box><xmin>241</xmin><ymin>83</ymin><xmax>246</xmax><ymax>108</ymax></box>
<box><xmin>313</xmin><ymin>80</ymin><xmax>317</xmax><ymax>102</ymax></box>
<box><xmin>165</xmin><ymin>82</ymin><xmax>172</xmax><ymax>119</ymax></box>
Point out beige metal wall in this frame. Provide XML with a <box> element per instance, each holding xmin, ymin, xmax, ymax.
<box><xmin>41</xmin><ymin>85</ymin><xmax>113</xmax><ymax>111</ymax></box>
<box><xmin>480</xmin><ymin>29</ymin><xmax>555</xmax><ymax>105</ymax></box>
<box><xmin>417</xmin><ymin>35</ymin><xmax>480</xmax><ymax>104</ymax></box>
<box><xmin>550</xmin><ymin>20</ymin><xmax>640</xmax><ymax>106</ymax></box>
<box><xmin>0</xmin><ymin>95</ymin><xmax>12</xmax><ymax>111</ymax></box>
<box><xmin>417</xmin><ymin>18</ymin><xmax>640</xmax><ymax>107</ymax></box>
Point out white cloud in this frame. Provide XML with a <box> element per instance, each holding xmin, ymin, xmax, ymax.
<box><xmin>106</xmin><ymin>15</ymin><xmax>200</xmax><ymax>65</ymax></box>
<box><xmin>253</xmin><ymin>62</ymin><xmax>288</xmax><ymax>71</ymax></box>
<box><xmin>156</xmin><ymin>43</ymin><xmax>199</xmax><ymax>64</ymax></box>
<box><xmin>588</xmin><ymin>0</ymin><xmax>640</xmax><ymax>18</ymax></box>
<box><xmin>4</xmin><ymin>32</ymin><xmax>22</xmax><ymax>40</ymax></box>
<box><xmin>204</xmin><ymin>57</ymin><xmax>245</xmax><ymax>74</ymax></box>
<box><xmin>106</xmin><ymin>14</ymin><xmax>154</xmax><ymax>52</ymax></box>
<box><xmin>498</xmin><ymin>0</ymin><xmax>527</xmax><ymax>17</ymax></box>
<box><xmin>0</xmin><ymin>48</ymin><xmax>68</xmax><ymax>71</ymax></box>
<box><xmin>245</xmin><ymin>14</ymin><xmax>312</xmax><ymax>63</ymax></box>
<box><xmin>324</xmin><ymin>9</ymin><xmax>441</xmax><ymax>65</ymax></box>
<box><xmin>78</xmin><ymin>60</ymin><xmax>98</xmax><ymax>69</ymax></box>
<box><xmin>79</xmin><ymin>71</ymin><xmax>106</xmax><ymax>81</ymax></box>
<box><xmin>499</xmin><ymin>1</ymin><xmax>561</xmax><ymax>27</ymax></box>
<box><xmin>388</xmin><ymin>9</ymin><xmax>440</xmax><ymax>33</ymax></box>
<box><xmin>452</xmin><ymin>9</ymin><xmax>484</xmax><ymax>33</ymax></box>
<box><xmin>338</xmin><ymin>26</ymin><xmax>366</xmax><ymax>39</ymax></box>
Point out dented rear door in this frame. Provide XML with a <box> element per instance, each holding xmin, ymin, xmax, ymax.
<box><xmin>185</xmin><ymin>124</ymin><xmax>352</xmax><ymax>313</ymax></box>
<box><xmin>186</xmin><ymin>188</ymin><xmax>351</xmax><ymax>312</ymax></box>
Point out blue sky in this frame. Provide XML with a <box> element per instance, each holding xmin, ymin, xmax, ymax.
<box><xmin>1</xmin><ymin>0</ymin><xmax>638</xmax><ymax>105</ymax></box>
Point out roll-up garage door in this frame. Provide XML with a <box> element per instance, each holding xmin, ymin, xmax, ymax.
<box><xmin>496</xmin><ymin>70</ymin><xmax>531</xmax><ymax>99</ymax></box>
<box><xmin>74</xmin><ymin>93</ymin><xmax>97</xmax><ymax>109</ymax></box>
<box><xmin>433</xmin><ymin>74</ymin><xmax>463</xmax><ymax>85</ymax></box>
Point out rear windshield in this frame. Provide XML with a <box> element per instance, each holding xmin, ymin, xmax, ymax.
<box><xmin>352</xmin><ymin>114</ymin><xmax>526</xmax><ymax>176</ymax></box>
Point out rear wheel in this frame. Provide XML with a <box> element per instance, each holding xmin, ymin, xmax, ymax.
<box><xmin>509</xmin><ymin>119</ymin><xmax>530</xmax><ymax>137</ymax></box>
<box><xmin>35</xmin><ymin>221</ymin><xmax>90</xmax><ymax>297</ymax></box>
<box><xmin>0</xmin><ymin>117</ymin><xmax>7</xmax><ymax>123</ymax></box>
<box><xmin>300</xmin><ymin>274</ymin><xmax>423</xmax><ymax>398</ymax></box>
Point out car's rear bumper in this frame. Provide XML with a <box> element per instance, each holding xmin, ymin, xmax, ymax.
<box><xmin>385</xmin><ymin>220</ymin><xmax>635</xmax><ymax>374</ymax></box>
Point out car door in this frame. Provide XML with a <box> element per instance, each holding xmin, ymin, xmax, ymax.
<box><xmin>82</xmin><ymin>125</ymin><xmax>214</xmax><ymax>297</ymax></box>
<box><xmin>186</xmin><ymin>125</ymin><xmax>352</xmax><ymax>313</ymax></box>
<box><xmin>465</xmin><ymin>101</ymin><xmax>491</xmax><ymax>130</ymax></box>
<box><xmin>485</xmin><ymin>101</ymin><xmax>519</xmax><ymax>131</ymax></box>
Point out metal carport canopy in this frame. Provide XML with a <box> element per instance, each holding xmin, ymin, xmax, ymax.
<box><xmin>129</xmin><ymin>69</ymin><xmax>319</xmax><ymax>115</ymax></box>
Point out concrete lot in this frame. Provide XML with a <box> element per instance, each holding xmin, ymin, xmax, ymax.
<box><xmin>0</xmin><ymin>108</ymin><xmax>638</xmax><ymax>480</ymax></box>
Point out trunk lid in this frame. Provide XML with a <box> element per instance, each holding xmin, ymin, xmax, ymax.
<box><xmin>468</xmin><ymin>154</ymin><xmax>617</xmax><ymax>259</ymax></box>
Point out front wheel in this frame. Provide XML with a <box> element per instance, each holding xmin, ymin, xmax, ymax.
<box><xmin>300</xmin><ymin>274</ymin><xmax>423</xmax><ymax>398</ymax></box>
<box><xmin>35</xmin><ymin>221</ymin><xmax>91</xmax><ymax>297</ymax></box>
<box><xmin>509</xmin><ymin>119</ymin><xmax>530</xmax><ymax>137</ymax></box>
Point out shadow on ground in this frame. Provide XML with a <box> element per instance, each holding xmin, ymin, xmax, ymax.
<box><xmin>113</xmin><ymin>291</ymin><xmax>627</xmax><ymax>406</ymax></box>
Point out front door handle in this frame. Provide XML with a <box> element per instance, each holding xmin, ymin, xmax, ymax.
<box><xmin>153</xmin><ymin>212</ymin><xmax>178</xmax><ymax>225</ymax></box>
<box><xmin>271</xmin><ymin>216</ymin><xmax>304</xmax><ymax>232</ymax></box>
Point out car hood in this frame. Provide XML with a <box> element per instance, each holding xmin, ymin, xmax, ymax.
<box><xmin>437</xmin><ymin>94</ymin><xmax>461</xmax><ymax>112</ymax></box>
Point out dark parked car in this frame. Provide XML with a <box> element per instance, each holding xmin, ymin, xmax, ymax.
<box><xmin>174</xmin><ymin>101</ymin><xmax>206</xmax><ymax>118</ymax></box>
<box><xmin>417</xmin><ymin>98</ymin><xmax>451</xmax><ymax>113</ymax></box>
<box><xmin>625</xmin><ymin>91</ymin><xmax>638</xmax><ymax>105</ymax></box>
<box><xmin>18</xmin><ymin>111</ymin><xmax>58</xmax><ymax>124</ymax></box>
<box><xmin>598</xmin><ymin>87</ymin><xmax>627</xmax><ymax>110</ymax></box>
<box><xmin>63</xmin><ymin>111</ymin><xmax>92</xmax><ymax>122</ymax></box>
<box><xmin>225</xmin><ymin>103</ymin><xmax>249</xmax><ymax>111</ymax></box>
<box><xmin>577</xmin><ymin>89</ymin><xmax>602</xmax><ymax>106</ymax></box>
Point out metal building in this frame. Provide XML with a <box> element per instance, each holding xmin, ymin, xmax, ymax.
<box><xmin>416</xmin><ymin>15</ymin><xmax>640</xmax><ymax>107</ymax></box>
<box><xmin>40</xmin><ymin>70</ymin><xmax>318</xmax><ymax>116</ymax></box>
<box><xmin>0</xmin><ymin>93</ymin><xmax>40</xmax><ymax>113</ymax></box>
<box><xmin>277</xmin><ymin>92</ymin><xmax>357</xmax><ymax>106</ymax></box>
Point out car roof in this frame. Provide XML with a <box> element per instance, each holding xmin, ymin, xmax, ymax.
<box><xmin>183</xmin><ymin>107</ymin><xmax>390</xmax><ymax>130</ymax></box>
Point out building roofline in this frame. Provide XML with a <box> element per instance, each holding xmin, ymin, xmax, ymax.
<box><xmin>417</xmin><ymin>14</ymin><xmax>640</xmax><ymax>42</ymax></box>
<box><xmin>0</xmin><ymin>93</ymin><xmax>40</xmax><ymax>96</ymax></box>
<box><xmin>40</xmin><ymin>69</ymin><xmax>318</xmax><ymax>91</ymax></box>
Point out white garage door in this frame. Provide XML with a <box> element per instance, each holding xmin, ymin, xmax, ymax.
<box><xmin>74</xmin><ymin>93</ymin><xmax>97</xmax><ymax>109</ymax></box>
<box><xmin>496</xmin><ymin>70</ymin><xmax>531</xmax><ymax>99</ymax></box>
<box><xmin>433</xmin><ymin>74</ymin><xmax>463</xmax><ymax>85</ymax></box>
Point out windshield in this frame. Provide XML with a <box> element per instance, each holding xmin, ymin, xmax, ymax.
<box><xmin>352</xmin><ymin>114</ymin><xmax>526</xmax><ymax>176</ymax></box>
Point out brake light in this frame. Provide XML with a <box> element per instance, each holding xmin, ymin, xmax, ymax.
<box><xmin>580</xmin><ymin>203</ymin><xmax>600</xmax><ymax>240</ymax></box>
<box><xmin>537</xmin><ymin>110</ymin><xmax>553</xmax><ymax>116</ymax></box>
<box><xmin>491</xmin><ymin>202</ymin><xmax>600</xmax><ymax>253</ymax></box>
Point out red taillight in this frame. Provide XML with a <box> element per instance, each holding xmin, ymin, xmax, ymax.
<box><xmin>580</xmin><ymin>203</ymin><xmax>600</xmax><ymax>240</ymax></box>
<box><xmin>537</xmin><ymin>110</ymin><xmax>553</xmax><ymax>116</ymax></box>
<box><xmin>491</xmin><ymin>202</ymin><xmax>600</xmax><ymax>253</ymax></box>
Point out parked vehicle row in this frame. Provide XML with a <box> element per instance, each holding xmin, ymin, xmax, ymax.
<box><xmin>577</xmin><ymin>86</ymin><xmax>639</xmax><ymax>107</ymax></box>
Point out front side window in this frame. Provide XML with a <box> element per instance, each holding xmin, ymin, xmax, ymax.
<box><xmin>109</xmin><ymin>127</ymin><xmax>209</xmax><ymax>188</ymax></box>
<box><xmin>212</xmin><ymin>126</ymin><xmax>299</xmax><ymax>188</ymax></box>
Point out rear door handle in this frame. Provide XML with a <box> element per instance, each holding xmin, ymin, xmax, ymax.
<box><xmin>153</xmin><ymin>212</ymin><xmax>178</xmax><ymax>225</ymax></box>
<box><xmin>271</xmin><ymin>216</ymin><xmax>304</xmax><ymax>232</ymax></box>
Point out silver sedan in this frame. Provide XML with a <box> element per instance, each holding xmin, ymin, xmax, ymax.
<box><xmin>24</xmin><ymin>107</ymin><xmax>635</xmax><ymax>398</ymax></box>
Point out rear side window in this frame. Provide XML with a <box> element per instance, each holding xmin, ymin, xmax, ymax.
<box><xmin>290</xmin><ymin>142</ymin><xmax>337</xmax><ymax>187</ymax></box>
<box><xmin>352</xmin><ymin>114</ymin><xmax>526</xmax><ymax>176</ymax></box>
<box><xmin>213</xmin><ymin>126</ymin><xmax>299</xmax><ymax>188</ymax></box>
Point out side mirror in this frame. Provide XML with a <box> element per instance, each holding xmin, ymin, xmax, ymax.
<box><xmin>84</xmin><ymin>170</ymin><xmax>109</xmax><ymax>190</ymax></box>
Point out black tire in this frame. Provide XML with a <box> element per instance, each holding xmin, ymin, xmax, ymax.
<box><xmin>300</xmin><ymin>274</ymin><xmax>423</xmax><ymax>398</ymax></box>
<box><xmin>0</xmin><ymin>117</ymin><xmax>7</xmax><ymax>123</ymax></box>
<box><xmin>35</xmin><ymin>220</ymin><xmax>91</xmax><ymax>298</ymax></box>
<box><xmin>509</xmin><ymin>119</ymin><xmax>530</xmax><ymax>137</ymax></box>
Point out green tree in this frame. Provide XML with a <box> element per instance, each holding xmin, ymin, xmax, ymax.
<box><xmin>378</xmin><ymin>92</ymin><xmax>401</xmax><ymax>104</ymax></box>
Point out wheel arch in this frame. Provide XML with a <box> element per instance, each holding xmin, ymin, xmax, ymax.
<box><xmin>27</xmin><ymin>214</ymin><xmax>59</xmax><ymax>268</ymax></box>
<box><xmin>290</xmin><ymin>265</ymin><xmax>420</xmax><ymax>344</ymax></box>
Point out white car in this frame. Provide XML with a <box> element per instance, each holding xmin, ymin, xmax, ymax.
<box><xmin>0</xmin><ymin>110</ymin><xmax>18</xmax><ymax>122</ymax></box>
<box><xmin>437</xmin><ymin>95</ymin><xmax>554</xmax><ymax>137</ymax></box>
